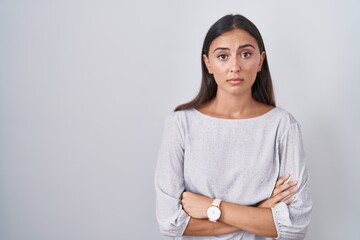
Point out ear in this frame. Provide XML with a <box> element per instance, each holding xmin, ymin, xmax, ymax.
<box><xmin>203</xmin><ymin>54</ymin><xmax>213</xmax><ymax>74</ymax></box>
<box><xmin>258</xmin><ymin>51</ymin><xmax>266</xmax><ymax>72</ymax></box>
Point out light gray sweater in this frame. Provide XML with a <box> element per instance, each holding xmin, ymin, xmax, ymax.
<box><xmin>155</xmin><ymin>107</ymin><xmax>312</xmax><ymax>240</ymax></box>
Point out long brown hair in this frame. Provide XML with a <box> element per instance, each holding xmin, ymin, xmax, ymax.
<box><xmin>175</xmin><ymin>14</ymin><xmax>276</xmax><ymax>111</ymax></box>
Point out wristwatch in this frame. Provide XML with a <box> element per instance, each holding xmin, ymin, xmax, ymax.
<box><xmin>207</xmin><ymin>199</ymin><xmax>222</xmax><ymax>222</ymax></box>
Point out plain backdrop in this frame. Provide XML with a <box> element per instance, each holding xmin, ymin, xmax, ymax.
<box><xmin>1</xmin><ymin>0</ymin><xmax>359</xmax><ymax>239</ymax></box>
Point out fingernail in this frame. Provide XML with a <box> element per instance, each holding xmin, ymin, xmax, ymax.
<box><xmin>291</xmin><ymin>197</ymin><xmax>297</xmax><ymax>203</ymax></box>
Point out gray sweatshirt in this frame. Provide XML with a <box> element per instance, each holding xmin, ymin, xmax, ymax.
<box><xmin>155</xmin><ymin>107</ymin><xmax>312</xmax><ymax>239</ymax></box>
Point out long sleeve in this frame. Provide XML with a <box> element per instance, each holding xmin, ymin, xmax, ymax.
<box><xmin>271</xmin><ymin>121</ymin><xmax>312</xmax><ymax>239</ymax></box>
<box><xmin>154</xmin><ymin>114</ymin><xmax>190</xmax><ymax>237</ymax></box>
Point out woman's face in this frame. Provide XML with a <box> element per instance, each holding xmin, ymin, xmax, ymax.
<box><xmin>203</xmin><ymin>29</ymin><xmax>265</xmax><ymax>98</ymax></box>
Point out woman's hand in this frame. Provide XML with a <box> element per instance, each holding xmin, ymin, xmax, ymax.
<box><xmin>258</xmin><ymin>174</ymin><xmax>298</xmax><ymax>208</ymax></box>
<box><xmin>181</xmin><ymin>192</ymin><xmax>213</xmax><ymax>219</ymax></box>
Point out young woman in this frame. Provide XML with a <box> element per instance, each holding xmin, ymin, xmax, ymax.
<box><xmin>155</xmin><ymin>14</ymin><xmax>312</xmax><ymax>239</ymax></box>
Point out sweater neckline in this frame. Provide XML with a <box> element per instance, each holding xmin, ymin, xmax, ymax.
<box><xmin>192</xmin><ymin>107</ymin><xmax>278</xmax><ymax>122</ymax></box>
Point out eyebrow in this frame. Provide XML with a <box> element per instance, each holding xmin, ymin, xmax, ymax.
<box><xmin>213</xmin><ymin>44</ymin><xmax>255</xmax><ymax>53</ymax></box>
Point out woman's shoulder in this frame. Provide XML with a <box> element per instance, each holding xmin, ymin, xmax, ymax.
<box><xmin>272</xmin><ymin>107</ymin><xmax>299</xmax><ymax>125</ymax></box>
<box><xmin>164</xmin><ymin>108</ymin><xmax>197</xmax><ymax>125</ymax></box>
<box><xmin>170</xmin><ymin>108</ymin><xmax>196</xmax><ymax>118</ymax></box>
<box><xmin>271</xmin><ymin>107</ymin><xmax>303</xmax><ymax>137</ymax></box>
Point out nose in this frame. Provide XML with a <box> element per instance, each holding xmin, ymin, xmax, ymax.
<box><xmin>230</xmin><ymin>57</ymin><xmax>240</xmax><ymax>73</ymax></box>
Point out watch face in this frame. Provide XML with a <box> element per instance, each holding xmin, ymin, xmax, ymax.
<box><xmin>207</xmin><ymin>206</ymin><xmax>221</xmax><ymax>221</ymax></box>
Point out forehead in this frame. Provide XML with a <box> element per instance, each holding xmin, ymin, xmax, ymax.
<box><xmin>209</xmin><ymin>29</ymin><xmax>259</xmax><ymax>50</ymax></box>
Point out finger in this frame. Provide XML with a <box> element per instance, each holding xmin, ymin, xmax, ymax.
<box><xmin>275</xmin><ymin>174</ymin><xmax>290</xmax><ymax>187</ymax></box>
<box><xmin>273</xmin><ymin>180</ymin><xmax>298</xmax><ymax>196</ymax></box>
<box><xmin>283</xmin><ymin>196</ymin><xmax>296</xmax><ymax>205</ymax></box>
<box><xmin>271</xmin><ymin>175</ymin><xmax>290</xmax><ymax>196</ymax></box>
<box><xmin>181</xmin><ymin>191</ymin><xmax>187</xmax><ymax>198</ymax></box>
<box><xmin>272</xmin><ymin>186</ymin><xmax>298</xmax><ymax>202</ymax></box>
<box><xmin>273</xmin><ymin>180</ymin><xmax>297</xmax><ymax>196</ymax></box>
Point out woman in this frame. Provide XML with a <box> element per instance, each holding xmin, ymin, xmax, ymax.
<box><xmin>155</xmin><ymin>14</ymin><xmax>312</xmax><ymax>239</ymax></box>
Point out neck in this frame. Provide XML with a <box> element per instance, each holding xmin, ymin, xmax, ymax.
<box><xmin>211</xmin><ymin>91</ymin><xmax>256</xmax><ymax>118</ymax></box>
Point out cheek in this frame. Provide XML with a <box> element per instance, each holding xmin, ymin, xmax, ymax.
<box><xmin>211</xmin><ymin>62</ymin><xmax>228</xmax><ymax>75</ymax></box>
<box><xmin>243</xmin><ymin>60</ymin><xmax>260</xmax><ymax>75</ymax></box>
<box><xmin>210</xmin><ymin>60</ymin><xmax>224</xmax><ymax>69</ymax></box>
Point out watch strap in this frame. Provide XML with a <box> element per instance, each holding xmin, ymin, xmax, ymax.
<box><xmin>211</xmin><ymin>199</ymin><xmax>222</xmax><ymax>208</ymax></box>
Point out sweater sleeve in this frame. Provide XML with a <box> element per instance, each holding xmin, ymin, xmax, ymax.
<box><xmin>271</xmin><ymin>122</ymin><xmax>312</xmax><ymax>240</ymax></box>
<box><xmin>154</xmin><ymin>114</ymin><xmax>190</xmax><ymax>237</ymax></box>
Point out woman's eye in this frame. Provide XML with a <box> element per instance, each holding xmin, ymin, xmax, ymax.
<box><xmin>217</xmin><ymin>54</ymin><xmax>228</xmax><ymax>60</ymax></box>
<box><xmin>241</xmin><ymin>52</ymin><xmax>252</xmax><ymax>58</ymax></box>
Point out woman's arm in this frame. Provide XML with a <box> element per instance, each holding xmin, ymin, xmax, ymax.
<box><xmin>271</xmin><ymin>121</ymin><xmax>312</xmax><ymax>239</ymax></box>
<box><xmin>183</xmin><ymin>218</ymin><xmax>240</xmax><ymax>236</ymax></box>
<box><xmin>182</xmin><ymin>175</ymin><xmax>297</xmax><ymax>237</ymax></box>
<box><xmin>219</xmin><ymin>201</ymin><xmax>277</xmax><ymax>237</ymax></box>
<box><xmin>217</xmin><ymin>175</ymin><xmax>298</xmax><ymax>237</ymax></box>
<box><xmin>155</xmin><ymin>115</ymin><xmax>190</xmax><ymax>237</ymax></box>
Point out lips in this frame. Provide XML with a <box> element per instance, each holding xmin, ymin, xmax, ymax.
<box><xmin>227</xmin><ymin>78</ymin><xmax>244</xmax><ymax>84</ymax></box>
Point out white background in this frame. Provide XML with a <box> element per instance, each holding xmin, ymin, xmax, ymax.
<box><xmin>1</xmin><ymin>0</ymin><xmax>359</xmax><ymax>239</ymax></box>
